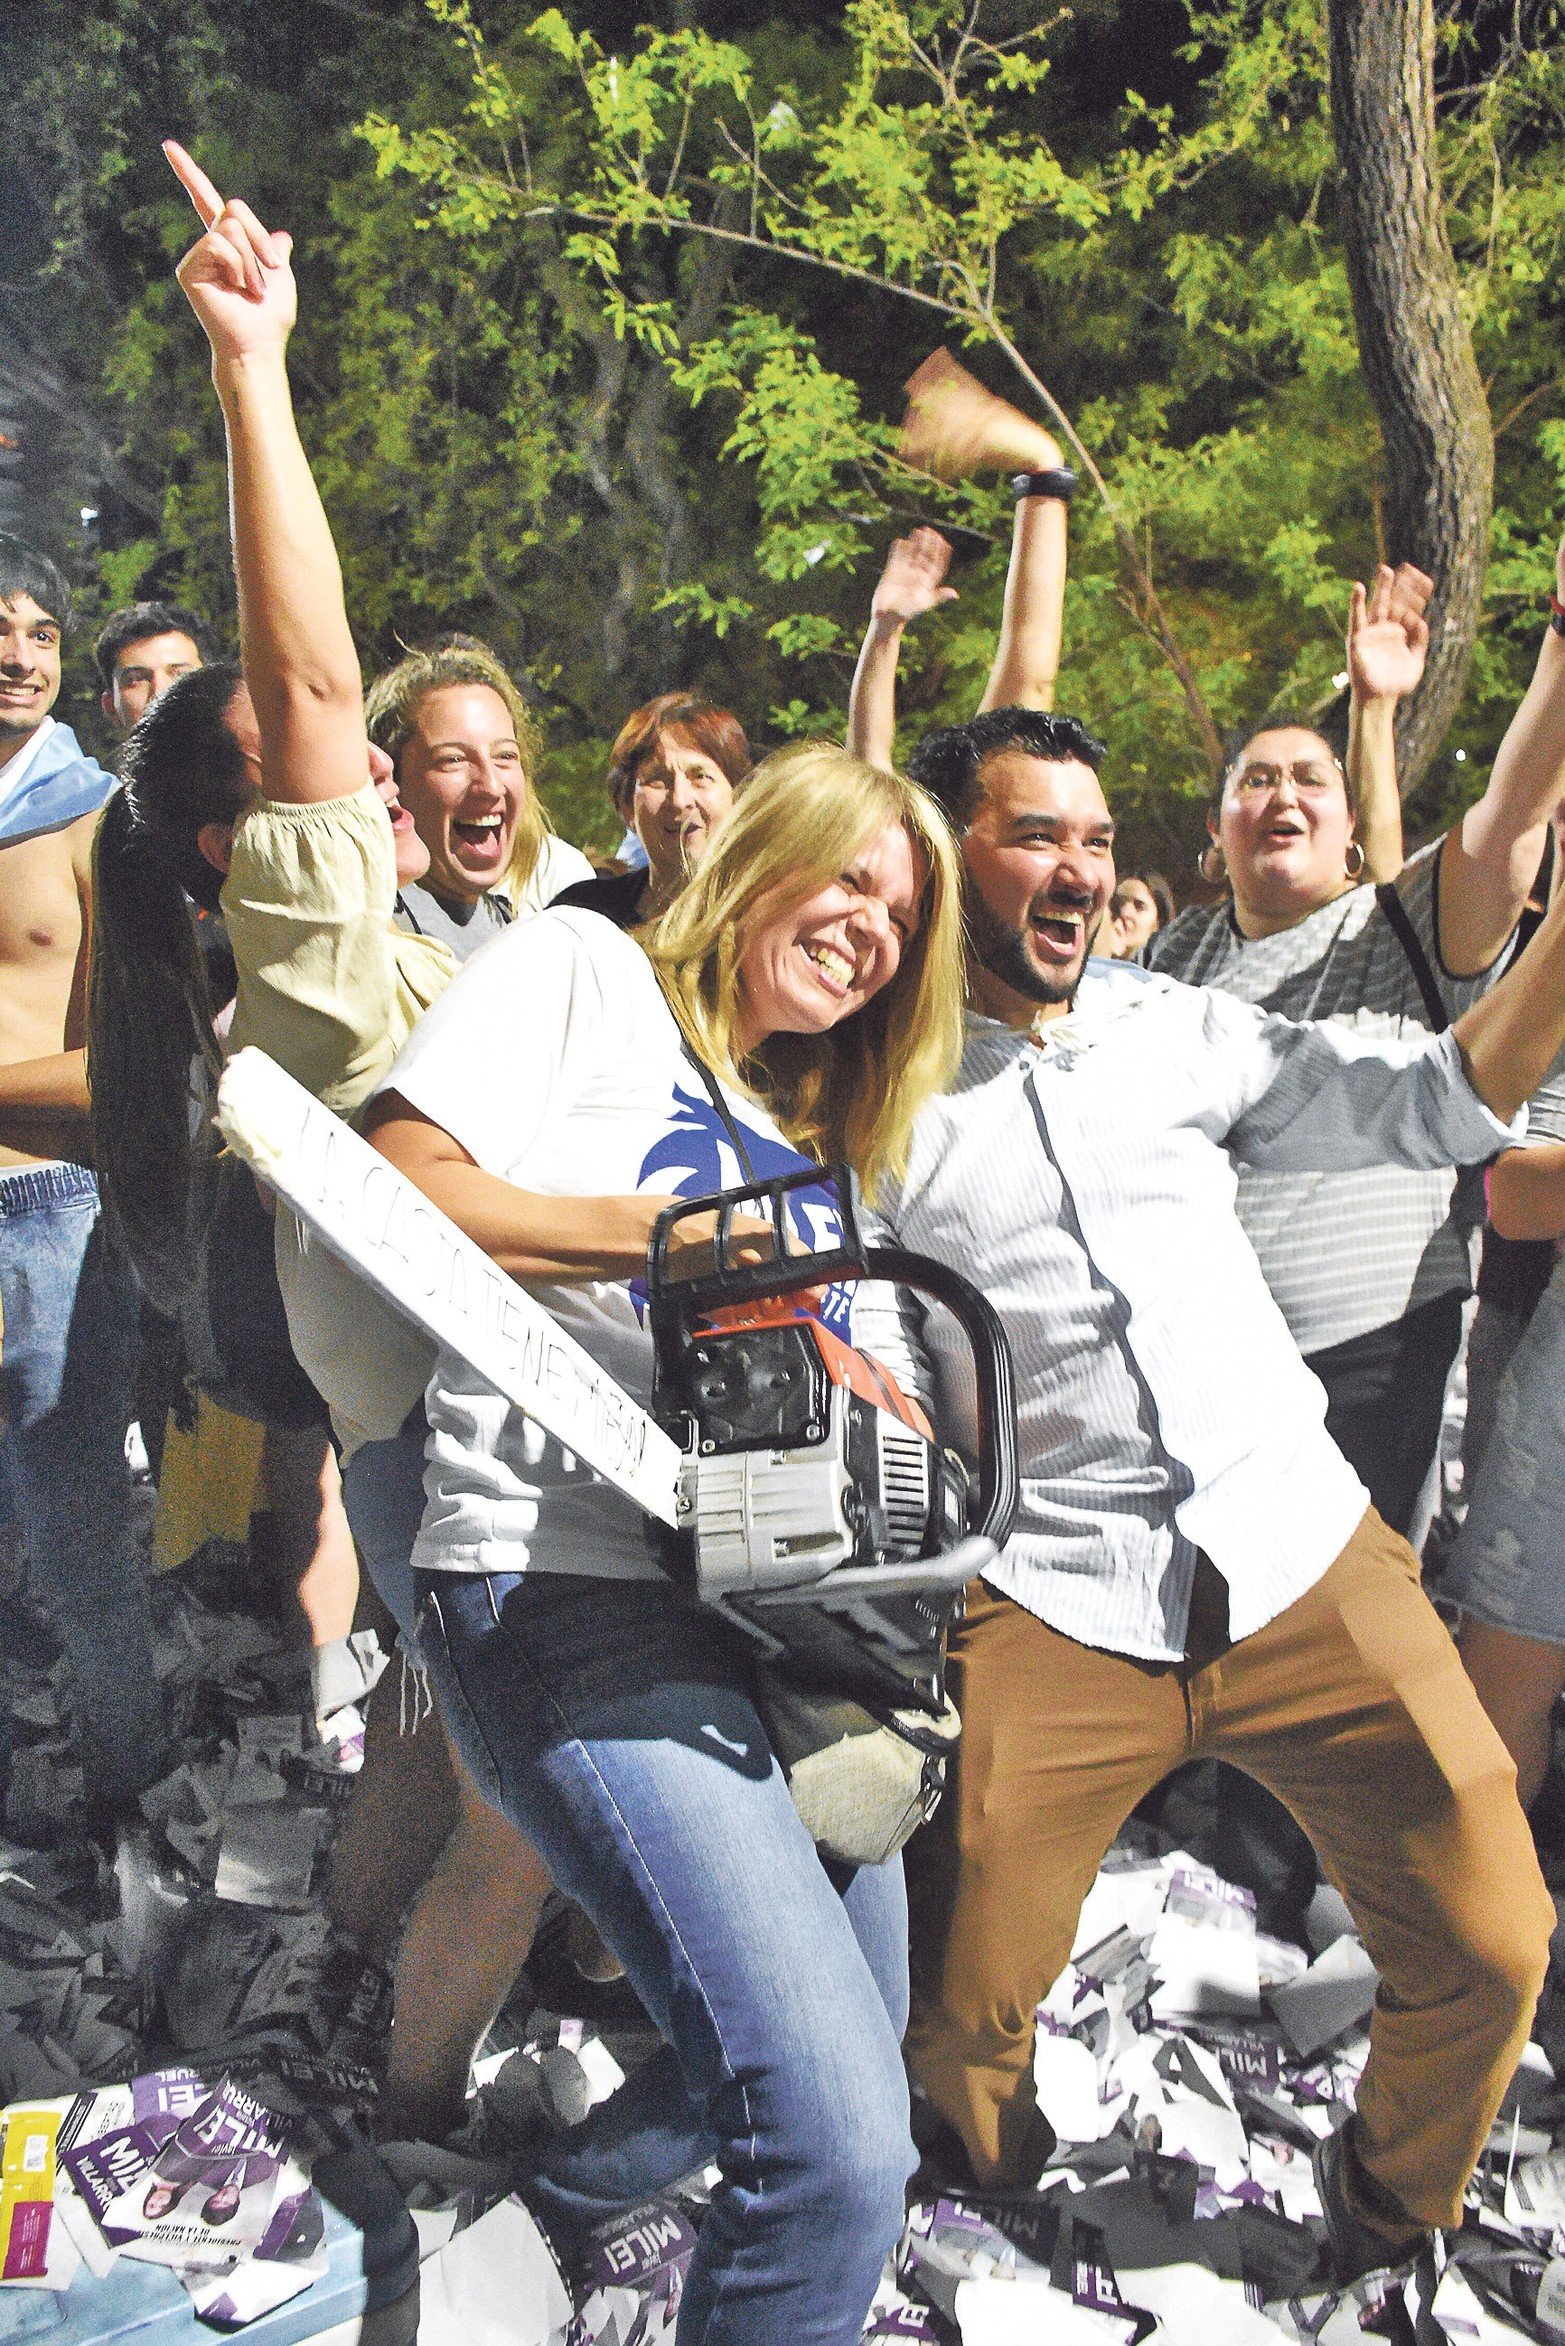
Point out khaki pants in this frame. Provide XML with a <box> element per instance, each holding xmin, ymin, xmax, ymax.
<box><xmin>905</xmin><ymin>1506</ymin><xmax>1552</xmax><ymax>2228</ymax></box>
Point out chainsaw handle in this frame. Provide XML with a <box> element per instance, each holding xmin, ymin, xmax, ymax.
<box><xmin>645</xmin><ymin>1167</ymin><xmax>1020</xmax><ymax>1550</ymax></box>
<box><xmin>646</xmin><ymin>1167</ymin><xmax>867</xmax><ymax>1388</ymax></box>
<box><xmin>862</xmin><ymin>1246</ymin><xmax>1019</xmax><ymax>1550</ymax></box>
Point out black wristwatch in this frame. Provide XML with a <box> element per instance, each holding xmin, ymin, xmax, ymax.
<box><xmin>1009</xmin><ymin>466</ymin><xmax>1078</xmax><ymax>504</ymax></box>
<box><xmin>1549</xmin><ymin>592</ymin><xmax>1565</xmax><ymax>639</ymax></box>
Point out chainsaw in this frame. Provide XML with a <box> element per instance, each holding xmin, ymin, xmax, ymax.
<box><xmin>644</xmin><ymin>1164</ymin><xmax>1018</xmax><ymax>1720</ymax></box>
<box><xmin>215</xmin><ymin>1052</ymin><xmax>1016</xmax><ymax>1724</ymax></box>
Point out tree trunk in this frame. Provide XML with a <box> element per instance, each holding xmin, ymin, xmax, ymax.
<box><xmin>1325</xmin><ymin>0</ymin><xmax>1493</xmax><ymax>797</ymax></box>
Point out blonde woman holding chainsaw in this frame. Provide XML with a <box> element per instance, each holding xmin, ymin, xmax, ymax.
<box><xmin>367</xmin><ymin>742</ymin><xmax>962</xmax><ymax>2343</ymax></box>
<box><xmin>156</xmin><ymin>142</ymin><xmax>969</xmax><ymax>2341</ymax></box>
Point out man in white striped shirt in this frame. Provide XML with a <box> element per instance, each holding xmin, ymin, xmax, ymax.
<box><xmin>878</xmin><ymin>706</ymin><xmax>1565</xmax><ymax>2281</ymax></box>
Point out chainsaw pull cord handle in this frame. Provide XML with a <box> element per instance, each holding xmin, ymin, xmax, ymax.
<box><xmin>861</xmin><ymin>1245</ymin><xmax>1019</xmax><ymax>1552</ymax></box>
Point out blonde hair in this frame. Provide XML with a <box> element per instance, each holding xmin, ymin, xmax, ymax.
<box><xmin>364</xmin><ymin>638</ymin><xmax>552</xmax><ymax>904</ymax></box>
<box><xmin>641</xmin><ymin>741</ymin><xmax>964</xmax><ymax>1200</ymax></box>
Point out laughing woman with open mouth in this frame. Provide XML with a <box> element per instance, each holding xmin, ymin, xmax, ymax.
<box><xmin>365</xmin><ymin>735</ymin><xmax>964</xmax><ymax>2343</ymax></box>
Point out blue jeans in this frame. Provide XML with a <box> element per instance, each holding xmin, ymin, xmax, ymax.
<box><xmin>1445</xmin><ymin>1277</ymin><xmax>1565</xmax><ymax>1641</ymax></box>
<box><xmin>0</xmin><ymin>1165</ymin><xmax>166</xmax><ymax>1809</ymax></box>
<box><xmin>415</xmin><ymin>1568</ymin><xmax>914</xmax><ymax>2346</ymax></box>
<box><xmin>340</xmin><ymin>1408</ymin><xmax>428</xmax><ymax>1644</ymax></box>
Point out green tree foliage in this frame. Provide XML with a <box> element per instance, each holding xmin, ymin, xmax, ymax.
<box><xmin>361</xmin><ymin>0</ymin><xmax>1565</xmax><ymax>864</ymax></box>
<box><xmin>6</xmin><ymin>1</ymin><xmax>1564</xmax><ymax>868</ymax></box>
<box><xmin>4</xmin><ymin>0</ymin><xmax>785</xmax><ymax>848</ymax></box>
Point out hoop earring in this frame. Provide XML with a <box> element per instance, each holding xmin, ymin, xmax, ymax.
<box><xmin>1198</xmin><ymin>840</ymin><xmax>1226</xmax><ymax>887</ymax></box>
<box><xmin>1345</xmin><ymin>839</ymin><xmax>1365</xmax><ymax>880</ymax></box>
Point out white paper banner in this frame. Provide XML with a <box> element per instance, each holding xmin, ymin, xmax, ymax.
<box><xmin>216</xmin><ymin>1048</ymin><xmax>682</xmax><ymax>1525</ymax></box>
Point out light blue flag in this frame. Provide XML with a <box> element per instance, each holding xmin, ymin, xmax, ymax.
<box><xmin>0</xmin><ymin>722</ymin><xmax>117</xmax><ymax>848</ymax></box>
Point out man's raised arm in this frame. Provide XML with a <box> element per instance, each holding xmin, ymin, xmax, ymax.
<box><xmin>899</xmin><ymin>347</ymin><xmax>1071</xmax><ymax>717</ymax></box>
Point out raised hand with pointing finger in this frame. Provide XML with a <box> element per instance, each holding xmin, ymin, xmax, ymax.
<box><xmin>156</xmin><ymin>137</ymin><xmax>396</xmax><ymax>847</ymax></box>
<box><xmin>164</xmin><ymin>141</ymin><xmax>296</xmax><ymax>364</ymax></box>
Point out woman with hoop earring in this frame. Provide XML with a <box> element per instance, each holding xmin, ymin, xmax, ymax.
<box><xmin>1143</xmin><ymin>553</ymin><xmax>1565</xmax><ymax>1937</ymax></box>
<box><xmin>1152</xmin><ymin>549</ymin><xmax>1565</xmax><ymax>1544</ymax></box>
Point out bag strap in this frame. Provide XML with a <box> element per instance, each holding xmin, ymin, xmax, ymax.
<box><xmin>1376</xmin><ymin>878</ymin><xmax>1497</xmax><ymax>1229</ymax></box>
<box><xmin>680</xmin><ymin>1043</ymin><xmax>758</xmax><ymax>1183</ymax></box>
<box><xmin>1375</xmin><ymin>881</ymin><xmax>1450</xmax><ymax>1034</ymax></box>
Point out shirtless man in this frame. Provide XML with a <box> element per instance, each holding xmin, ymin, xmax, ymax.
<box><xmin>0</xmin><ymin>533</ymin><xmax>167</xmax><ymax>1828</ymax></box>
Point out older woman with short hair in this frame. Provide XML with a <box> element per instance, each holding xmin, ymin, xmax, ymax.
<box><xmin>554</xmin><ymin>689</ymin><xmax>752</xmax><ymax>929</ymax></box>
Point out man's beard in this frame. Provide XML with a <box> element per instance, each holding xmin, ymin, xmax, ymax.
<box><xmin>965</xmin><ymin>885</ymin><xmax>1086</xmax><ymax>1009</ymax></box>
<box><xmin>0</xmin><ymin>704</ymin><xmax>43</xmax><ymax>743</ymax></box>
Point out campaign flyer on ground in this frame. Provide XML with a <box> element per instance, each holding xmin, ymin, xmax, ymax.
<box><xmin>95</xmin><ymin>2076</ymin><xmax>294</xmax><ymax>2272</ymax></box>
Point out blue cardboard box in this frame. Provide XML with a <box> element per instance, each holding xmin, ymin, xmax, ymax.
<box><xmin>0</xmin><ymin>2151</ymin><xmax>417</xmax><ymax>2346</ymax></box>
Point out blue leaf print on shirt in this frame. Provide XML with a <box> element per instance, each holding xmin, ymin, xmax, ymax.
<box><xmin>633</xmin><ymin>1084</ymin><xmax>852</xmax><ymax>1331</ymax></box>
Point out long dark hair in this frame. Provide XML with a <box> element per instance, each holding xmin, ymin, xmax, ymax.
<box><xmin>89</xmin><ymin>661</ymin><xmax>251</xmax><ymax>1309</ymax></box>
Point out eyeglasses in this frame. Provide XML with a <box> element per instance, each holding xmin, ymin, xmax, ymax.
<box><xmin>1227</xmin><ymin>760</ymin><xmax>1344</xmax><ymax>797</ymax></box>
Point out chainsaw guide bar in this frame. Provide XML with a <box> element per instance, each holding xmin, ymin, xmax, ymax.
<box><xmin>216</xmin><ymin>1047</ymin><xmax>684</xmax><ymax>1524</ymax></box>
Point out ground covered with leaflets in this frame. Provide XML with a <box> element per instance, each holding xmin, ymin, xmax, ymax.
<box><xmin>4</xmin><ymin>1520</ymin><xmax>1565</xmax><ymax>2346</ymax></box>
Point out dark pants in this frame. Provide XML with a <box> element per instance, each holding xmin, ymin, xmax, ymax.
<box><xmin>0</xmin><ymin>1166</ymin><xmax>167</xmax><ymax>1809</ymax></box>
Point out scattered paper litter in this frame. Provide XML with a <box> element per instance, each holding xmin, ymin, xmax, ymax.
<box><xmin>1147</xmin><ymin>1913</ymin><xmax>1262</xmax><ymax>2019</ymax></box>
<box><xmin>1265</xmin><ymin>1936</ymin><xmax>1379</xmax><ymax>2059</ymax></box>
<box><xmin>10</xmin><ymin>1486</ymin><xmax>1565</xmax><ymax>2344</ymax></box>
<box><xmin>1037</xmin><ymin>2025</ymin><xmax>1124</xmax><ymax>2143</ymax></box>
<box><xmin>0</xmin><ymin>2101</ymin><xmax>81</xmax><ymax>2290</ymax></box>
<box><xmin>1535</xmin><ymin>2258</ymin><xmax>1565</xmax><ymax>2345</ymax></box>
<box><xmin>1509</xmin><ymin>2148</ymin><xmax>1565</xmax><ymax>2231</ymax></box>
<box><xmin>213</xmin><ymin>1803</ymin><xmax>331</xmax><ymax>1908</ymax></box>
<box><xmin>1121</xmin><ymin>2259</ymin><xmax>1286</xmax><ymax>2345</ymax></box>
<box><xmin>416</xmin><ymin>2193</ymin><xmax>573</xmax><ymax>2345</ymax></box>
<box><xmin>954</xmin><ymin>2272</ymin><xmax>1127</xmax><ymax>2346</ymax></box>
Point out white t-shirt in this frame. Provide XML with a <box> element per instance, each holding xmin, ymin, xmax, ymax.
<box><xmin>513</xmin><ymin>831</ymin><xmax>594</xmax><ymax>914</ymax></box>
<box><xmin>380</xmin><ymin>906</ymin><xmax>853</xmax><ymax>1579</ymax></box>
